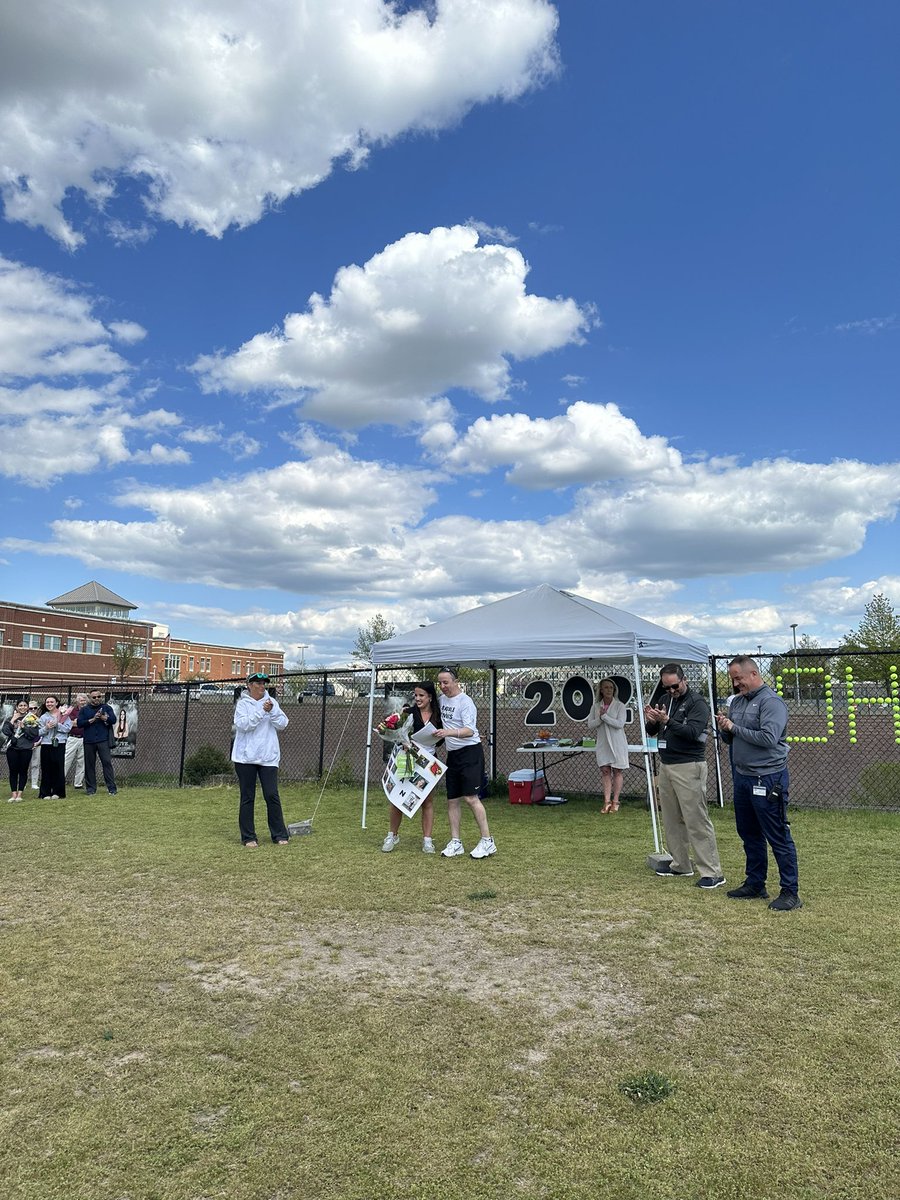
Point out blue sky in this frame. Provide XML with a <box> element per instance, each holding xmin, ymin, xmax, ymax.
<box><xmin>1</xmin><ymin>0</ymin><xmax>898</xmax><ymax>665</ymax></box>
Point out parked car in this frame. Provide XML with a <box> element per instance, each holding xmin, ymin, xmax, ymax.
<box><xmin>300</xmin><ymin>682</ymin><xmax>336</xmax><ymax>698</ymax></box>
<box><xmin>190</xmin><ymin>682</ymin><xmax>236</xmax><ymax>700</ymax></box>
<box><xmin>152</xmin><ymin>682</ymin><xmax>184</xmax><ymax>696</ymax></box>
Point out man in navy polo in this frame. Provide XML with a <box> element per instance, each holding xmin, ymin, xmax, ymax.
<box><xmin>77</xmin><ymin>690</ymin><xmax>118</xmax><ymax>796</ymax></box>
<box><xmin>716</xmin><ymin>656</ymin><xmax>801</xmax><ymax>911</ymax></box>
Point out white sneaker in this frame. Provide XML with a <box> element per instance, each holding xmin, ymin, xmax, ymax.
<box><xmin>31</xmin><ymin>784</ymin><xmax>39</xmax><ymax>790</ymax></box>
<box><xmin>470</xmin><ymin>837</ymin><xmax>497</xmax><ymax>859</ymax></box>
<box><xmin>440</xmin><ymin>838</ymin><xmax>465</xmax><ymax>858</ymax></box>
<box><xmin>422</xmin><ymin>837</ymin><xmax>435</xmax><ymax>854</ymax></box>
<box><xmin>381</xmin><ymin>833</ymin><xmax>400</xmax><ymax>852</ymax></box>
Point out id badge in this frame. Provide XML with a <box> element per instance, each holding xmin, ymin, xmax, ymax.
<box><xmin>752</xmin><ymin>784</ymin><xmax>767</xmax><ymax>797</ymax></box>
<box><xmin>657</xmin><ymin>739</ymin><xmax>667</xmax><ymax>750</ymax></box>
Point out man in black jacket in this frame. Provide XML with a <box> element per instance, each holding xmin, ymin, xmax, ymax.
<box><xmin>644</xmin><ymin>664</ymin><xmax>724</xmax><ymax>890</ymax></box>
<box><xmin>77</xmin><ymin>690</ymin><xmax>118</xmax><ymax>796</ymax></box>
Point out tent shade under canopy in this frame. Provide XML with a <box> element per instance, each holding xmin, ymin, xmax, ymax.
<box><xmin>370</xmin><ymin>583</ymin><xmax>710</xmax><ymax>668</ymax></box>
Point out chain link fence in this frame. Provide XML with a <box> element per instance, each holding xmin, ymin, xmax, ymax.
<box><xmin>3</xmin><ymin>652</ymin><xmax>898</xmax><ymax>810</ymax></box>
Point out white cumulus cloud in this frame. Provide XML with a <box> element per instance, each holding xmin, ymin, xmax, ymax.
<box><xmin>0</xmin><ymin>256</ymin><xmax>143</xmax><ymax>380</ymax></box>
<box><xmin>192</xmin><ymin>225</ymin><xmax>590</xmax><ymax>428</ymax></box>
<box><xmin>430</xmin><ymin>401</ymin><xmax>687</xmax><ymax>487</ymax></box>
<box><xmin>0</xmin><ymin>0</ymin><xmax>559</xmax><ymax>247</ymax></box>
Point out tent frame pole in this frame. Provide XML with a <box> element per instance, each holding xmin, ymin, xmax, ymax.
<box><xmin>632</xmin><ymin>652</ymin><xmax>662</xmax><ymax>854</ymax></box>
<box><xmin>489</xmin><ymin>665</ymin><xmax>497</xmax><ymax>782</ymax></box>
<box><xmin>361</xmin><ymin>665</ymin><xmax>377</xmax><ymax>829</ymax></box>
<box><xmin>706</xmin><ymin>664</ymin><xmax>725</xmax><ymax>807</ymax></box>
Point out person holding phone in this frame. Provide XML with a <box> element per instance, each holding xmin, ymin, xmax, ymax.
<box><xmin>232</xmin><ymin>671</ymin><xmax>290</xmax><ymax>848</ymax></box>
<box><xmin>77</xmin><ymin>691</ymin><xmax>118</xmax><ymax>795</ymax></box>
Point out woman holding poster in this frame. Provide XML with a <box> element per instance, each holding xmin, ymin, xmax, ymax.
<box><xmin>434</xmin><ymin>668</ymin><xmax>496</xmax><ymax>860</ymax></box>
<box><xmin>381</xmin><ymin>682</ymin><xmax>443</xmax><ymax>855</ymax></box>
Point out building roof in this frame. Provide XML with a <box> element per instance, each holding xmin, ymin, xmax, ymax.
<box><xmin>46</xmin><ymin>581</ymin><xmax>137</xmax><ymax>610</ymax></box>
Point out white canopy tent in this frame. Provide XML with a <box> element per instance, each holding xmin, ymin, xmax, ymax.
<box><xmin>363</xmin><ymin>584</ymin><xmax>717</xmax><ymax>850</ymax></box>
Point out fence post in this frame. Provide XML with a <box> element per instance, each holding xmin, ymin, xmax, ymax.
<box><xmin>178</xmin><ymin>686</ymin><xmax>191</xmax><ymax>787</ymax></box>
<box><xmin>317</xmin><ymin>671</ymin><xmax>328</xmax><ymax>777</ymax></box>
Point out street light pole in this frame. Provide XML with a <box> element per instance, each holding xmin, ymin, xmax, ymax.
<box><xmin>790</xmin><ymin>623</ymin><xmax>800</xmax><ymax>706</ymax></box>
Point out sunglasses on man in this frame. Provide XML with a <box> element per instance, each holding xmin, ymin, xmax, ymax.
<box><xmin>247</xmin><ymin>673</ymin><xmax>271</xmax><ymax>683</ymax></box>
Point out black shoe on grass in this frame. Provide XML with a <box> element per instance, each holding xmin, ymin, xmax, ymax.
<box><xmin>726</xmin><ymin>881</ymin><xmax>769</xmax><ymax>900</ymax></box>
<box><xmin>768</xmin><ymin>889</ymin><xmax>803</xmax><ymax>911</ymax></box>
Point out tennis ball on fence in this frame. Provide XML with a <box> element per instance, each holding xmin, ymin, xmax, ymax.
<box><xmin>849</xmin><ymin>737</ymin><xmax>857</xmax><ymax>744</ymax></box>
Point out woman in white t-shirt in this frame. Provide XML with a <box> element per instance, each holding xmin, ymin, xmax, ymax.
<box><xmin>433</xmin><ymin>668</ymin><xmax>496</xmax><ymax>860</ymax></box>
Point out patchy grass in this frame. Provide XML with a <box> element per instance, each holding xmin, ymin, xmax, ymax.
<box><xmin>1</xmin><ymin>787</ymin><xmax>898</xmax><ymax>1200</ymax></box>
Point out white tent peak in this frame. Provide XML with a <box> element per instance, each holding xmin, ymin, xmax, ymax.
<box><xmin>370</xmin><ymin>583</ymin><xmax>709</xmax><ymax>667</ymax></box>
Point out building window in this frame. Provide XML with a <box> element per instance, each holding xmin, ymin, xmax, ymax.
<box><xmin>188</xmin><ymin>656</ymin><xmax>195</xmax><ymax>672</ymax></box>
<box><xmin>164</xmin><ymin>653</ymin><xmax>182</xmax><ymax>673</ymax></box>
<box><xmin>85</xmin><ymin>639</ymin><xmax>102</xmax><ymax>654</ymax></box>
<box><xmin>45</xmin><ymin>635</ymin><xmax>62</xmax><ymax>651</ymax></box>
<box><xmin>22</xmin><ymin>633</ymin><xmax>41</xmax><ymax>649</ymax></box>
<box><xmin>67</xmin><ymin>637</ymin><xmax>84</xmax><ymax>653</ymax></box>
<box><xmin>231</xmin><ymin>659</ymin><xmax>240</xmax><ymax>675</ymax></box>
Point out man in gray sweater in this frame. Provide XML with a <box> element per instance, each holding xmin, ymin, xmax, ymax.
<box><xmin>716</xmin><ymin>656</ymin><xmax>802</xmax><ymax>911</ymax></box>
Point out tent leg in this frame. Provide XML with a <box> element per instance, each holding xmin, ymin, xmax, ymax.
<box><xmin>633</xmin><ymin>653</ymin><xmax>662</xmax><ymax>855</ymax></box>
<box><xmin>362</xmin><ymin>666</ymin><xmax>377</xmax><ymax>829</ymax></box>
<box><xmin>706</xmin><ymin>668</ymin><xmax>725</xmax><ymax>807</ymax></box>
<box><xmin>489</xmin><ymin>665</ymin><xmax>497</xmax><ymax>782</ymax></box>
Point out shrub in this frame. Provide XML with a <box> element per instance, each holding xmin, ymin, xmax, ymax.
<box><xmin>850</xmin><ymin>761</ymin><xmax>900</xmax><ymax>808</ymax></box>
<box><xmin>323</xmin><ymin>754</ymin><xmax>357</xmax><ymax>788</ymax></box>
<box><xmin>183</xmin><ymin>744</ymin><xmax>233</xmax><ymax>786</ymax></box>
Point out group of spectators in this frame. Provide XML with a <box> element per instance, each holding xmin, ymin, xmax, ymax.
<box><xmin>6</xmin><ymin>661</ymin><xmax>801</xmax><ymax>910</ymax></box>
<box><xmin>567</xmin><ymin>659</ymin><xmax>802</xmax><ymax>909</ymax></box>
<box><xmin>3</xmin><ymin>691</ymin><xmax>119</xmax><ymax>802</ymax></box>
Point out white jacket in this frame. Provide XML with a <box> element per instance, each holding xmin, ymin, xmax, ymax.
<box><xmin>231</xmin><ymin>692</ymin><xmax>289</xmax><ymax>766</ymax></box>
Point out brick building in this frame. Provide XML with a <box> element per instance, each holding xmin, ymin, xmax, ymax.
<box><xmin>0</xmin><ymin>582</ymin><xmax>154</xmax><ymax>689</ymax></box>
<box><xmin>0</xmin><ymin>581</ymin><xmax>284</xmax><ymax>691</ymax></box>
<box><xmin>149</xmin><ymin>630</ymin><xmax>283</xmax><ymax>683</ymax></box>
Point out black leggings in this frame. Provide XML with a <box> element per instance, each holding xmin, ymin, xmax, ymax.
<box><xmin>7</xmin><ymin>747</ymin><xmax>33</xmax><ymax>792</ymax></box>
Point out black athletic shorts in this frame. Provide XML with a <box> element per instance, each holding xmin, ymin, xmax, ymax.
<box><xmin>445</xmin><ymin>743</ymin><xmax>485</xmax><ymax>800</ymax></box>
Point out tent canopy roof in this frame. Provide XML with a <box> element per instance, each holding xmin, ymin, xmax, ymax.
<box><xmin>370</xmin><ymin>584</ymin><xmax>710</xmax><ymax>668</ymax></box>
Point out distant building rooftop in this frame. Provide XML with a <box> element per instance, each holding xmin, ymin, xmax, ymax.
<box><xmin>47</xmin><ymin>581</ymin><xmax>138</xmax><ymax>615</ymax></box>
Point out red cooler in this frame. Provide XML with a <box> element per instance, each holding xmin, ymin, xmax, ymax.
<box><xmin>508</xmin><ymin>769</ymin><xmax>546</xmax><ymax>805</ymax></box>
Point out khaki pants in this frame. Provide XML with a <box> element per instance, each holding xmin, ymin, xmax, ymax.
<box><xmin>65</xmin><ymin>736</ymin><xmax>85</xmax><ymax>786</ymax></box>
<box><xmin>658</xmin><ymin>760</ymin><xmax>721</xmax><ymax>878</ymax></box>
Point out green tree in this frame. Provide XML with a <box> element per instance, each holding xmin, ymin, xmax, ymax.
<box><xmin>111</xmin><ymin>627</ymin><xmax>147</xmax><ymax>682</ymax></box>
<box><xmin>838</xmin><ymin>593</ymin><xmax>900</xmax><ymax>690</ymax></box>
<box><xmin>351</xmin><ymin>614</ymin><xmax>397</xmax><ymax>664</ymax></box>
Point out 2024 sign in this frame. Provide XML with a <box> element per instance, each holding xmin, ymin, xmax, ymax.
<box><xmin>522</xmin><ymin>676</ymin><xmax>632</xmax><ymax>726</ymax></box>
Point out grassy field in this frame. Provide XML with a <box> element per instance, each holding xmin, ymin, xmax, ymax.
<box><xmin>1</xmin><ymin>785</ymin><xmax>898</xmax><ymax>1200</ymax></box>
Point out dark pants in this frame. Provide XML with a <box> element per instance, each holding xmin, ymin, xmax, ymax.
<box><xmin>235</xmin><ymin>762</ymin><xmax>288</xmax><ymax>843</ymax></box>
<box><xmin>84</xmin><ymin>740</ymin><xmax>117</xmax><ymax>794</ymax></box>
<box><xmin>39</xmin><ymin>743</ymin><xmax>66</xmax><ymax>798</ymax></box>
<box><xmin>732</xmin><ymin>768</ymin><xmax>799</xmax><ymax>892</ymax></box>
<box><xmin>7</xmin><ymin>747</ymin><xmax>33</xmax><ymax>792</ymax></box>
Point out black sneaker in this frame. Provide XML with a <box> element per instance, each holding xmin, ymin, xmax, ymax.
<box><xmin>768</xmin><ymin>889</ymin><xmax>803</xmax><ymax>911</ymax></box>
<box><xmin>726</xmin><ymin>881</ymin><xmax>769</xmax><ymax>899</ymax></box>
<box><xmin>695</xmin><ymin>876</ymin><xmax>727</xmax><ymax>890</ymax></box>
<box><xmin>655</xmin><ymin>866</ymin><xmax>694</xmax><ymax>877</ymax></box>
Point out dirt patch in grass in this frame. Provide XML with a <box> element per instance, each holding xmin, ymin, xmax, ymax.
<box><xmin>184</xmin><ymin>906</ymin><xmax>642</xmax><ymax>1037</ymax></box>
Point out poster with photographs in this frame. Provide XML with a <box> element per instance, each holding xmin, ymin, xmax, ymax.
<box><xmin>108</xmin><ymin>696</ymin><xmax>139</xmax><ymax>759</ymax></box>
<box><xmin>381</xmin><ymin>739</ymin><xmax>446</xmax><ymax>818</ymax></box>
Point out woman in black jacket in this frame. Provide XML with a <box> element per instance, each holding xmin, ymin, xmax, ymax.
<box><xmin>4</xmin><ymin>700</ymin><xmax>41</xmax><ymax>802</ymax></box>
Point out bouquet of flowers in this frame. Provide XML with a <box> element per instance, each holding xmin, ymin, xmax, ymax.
<box><xmin>374</xmin><ymin>704</ymin><xmax>413</xmax><ymax>744</ymax></box>
<box><xmin>20</xmin><ymin>713</ymin><xmax>41</xmax><ymax>742</ymax></box>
